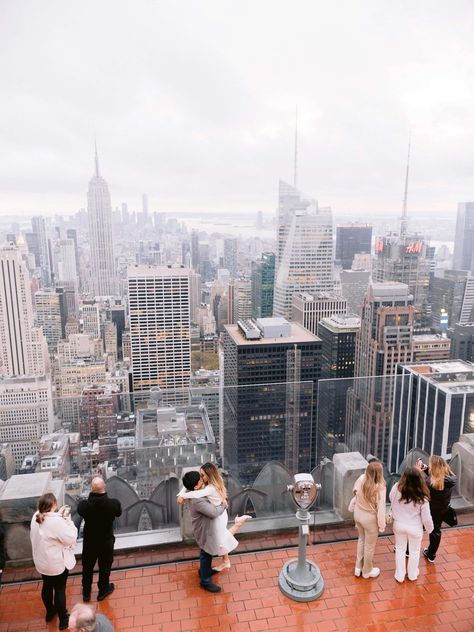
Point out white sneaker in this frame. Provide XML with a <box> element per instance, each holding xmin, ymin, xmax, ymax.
<box><xmin>362</xmin><ymin>567</ymin><xmax>380</xmax><ymax>579</ymax></box>
<box><xmin>354</xmin><ymin>567</ymin><xmax>362</xmax><ymax>577</ymax></box>
<box><xmin>234</xmin><ymin>514</ymin><xmax>252</xmax><ymax>525</ymax></box>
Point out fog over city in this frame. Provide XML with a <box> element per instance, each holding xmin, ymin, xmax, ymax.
<box><xmin>1</xmin><ymin>0</ymin><xmax>474</xmax><ymax>217</ymax></box>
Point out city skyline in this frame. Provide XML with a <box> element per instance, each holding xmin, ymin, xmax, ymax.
<box><xmin>2</xmin><ymin>1</ymin><xmax>474</xmax><ymax>216</ymax></box>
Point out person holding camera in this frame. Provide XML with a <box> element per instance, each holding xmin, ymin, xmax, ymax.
<box><xmin>30</xmin><ymin>493</ymin><xmax>77</xmax><ymax>630</ymax></box>
<box><xmin>416</xmin><ymin>456</ymin><xmax>457</xmax><ymax>563</ymax></box>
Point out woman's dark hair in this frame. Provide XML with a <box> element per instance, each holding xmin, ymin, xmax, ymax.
<box><xmin>398</xmin><ymin>467</ymin><xmax>430</xmax><ymax>505</ymax></box>
<box><xmin>36</xmin><ymin>493</ymin><xmax>57</xmax><ymax>524</ymax></box>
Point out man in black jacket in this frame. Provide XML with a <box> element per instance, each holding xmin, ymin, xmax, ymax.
<box><xmin>78</xmin><ymin>477</ymin><xmax>122</xmax><ymax>602</ymax></box>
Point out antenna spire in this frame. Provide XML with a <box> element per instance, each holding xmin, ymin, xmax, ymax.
<box><xmin>293</xmin><ymin>105</ymin><xmax>298</xmax><ymax>189</ymax></box>
<box><xmin>401</xmin><ymin>134</ymin><xmax>411</xmax><ymax>237</ymax></box>
<box><xmin>94</xmin><ymin>140</ymin><xmax>100</xmax><ymax>178</ymax></box>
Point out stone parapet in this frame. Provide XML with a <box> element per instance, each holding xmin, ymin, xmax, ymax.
<box><xmin>0</xmin><ymin>472</ymin><xmax>64</xmax><ymax>563</ymax></box>
<box><xmin>333</xmin><ymin>452</ymin><xmax>368</xmax><ymax>520</ymax></box>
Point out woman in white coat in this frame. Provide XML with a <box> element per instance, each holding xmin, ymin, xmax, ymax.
<box><xmin>390</xmin><ymin>467</ymin><xmax>433</xmax><ymax>583</ymax></box>
<box><xmin>30</xmin><ymin>493</ymin><xmax>77</xmax><ymax>630</ymax></box>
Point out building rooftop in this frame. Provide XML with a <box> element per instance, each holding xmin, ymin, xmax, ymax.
<box><xmin>225</xmin><ymin>322</ymin><xmax>320</xmax><ymax>346</ymax></box>
<box><xmin>319</xmin><ymin>314</ymin><xmax>361</xmax><ymax>332</ymax></box>
<box><xmin>1</xmin><ymin>527</ymin><xmax>473</xmax><ymax>632</ymax></box>
<box><xmin>403</xmin><ymin>360</ymin><xmax>474</xmax><ymax>394</ymax></box>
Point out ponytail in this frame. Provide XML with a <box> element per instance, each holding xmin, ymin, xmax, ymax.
<box><xmin>36</xmin><ymin>493</ymin><xmax>57</xmax><ymax>524</ymax></box>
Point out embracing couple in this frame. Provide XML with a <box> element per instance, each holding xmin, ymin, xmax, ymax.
<box><xmin>177</xmin><ymin>462</ymin><xmax>251</xmax><ymax>593</ymax></box>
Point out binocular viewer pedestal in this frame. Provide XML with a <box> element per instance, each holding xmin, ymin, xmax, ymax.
<box><xmin>278</xmin><ymin>474</ymin><xmax>325</xmax><ymax>602</ymax></box>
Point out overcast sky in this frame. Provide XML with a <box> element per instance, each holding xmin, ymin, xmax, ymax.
<box><xmin>1</xmin><ymin>0</ymin><xmax>474</xmax><ymax>218</ymax></box>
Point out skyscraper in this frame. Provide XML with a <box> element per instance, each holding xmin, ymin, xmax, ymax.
<box><xmin>0</xmin><ymin>245</ymin><xmax>48</xmax><ymax>377</ymax></box>
<box><xmin>0</xmin><ymin>245</ymin><xmax>52</xmax><ymax>467</ymax></box>
<box><xmin>31</xmin><ymin>216</ymin><xmax>52</xmax><ymax>287</ymax></box>
<box><xmin>34</xmin><ymin>290</ymin><xmax>62</xmax><ymax>352</ymax></box>
<box><xmin>292</xmin><ymin>292</ymin><xmax>347</xmax><ymax>336</ymax></box>
<box><xmin>318</xmin><ymin>314</ymin><xmax>360</xmax><ymax>459</ymax></box>
<box><xmin>429</xmin><ymin>270</ymin><xmax>474</xmax><ymax>331</ymax></box>
<box><xmin>222</xmin><ymin>317</ymin><xmax>321</xmax><ymax>482</ymax></box>
<box><xmin>346</xmin><ymin>282</ymin><xmax>415</xmax><ymax>461</ymax></box>
<box><xmin>390</xmin><ymin>360</ymin><xmax>474</xmax><ymax>471</ymax></box>
<box><xmin>373</xmin><ymin>234</ymin><xmax>431</xmax><ymax>328</ymax></box>
<box><xmin>273</xmin><ymin>181</ymin><xmax>333</xmax><ymax>320</ymax></box>
<box><xmin>223</xmin><ymin>237</ymin><xmax>238</xmax><ymax>278</ymax></box>
<box><xmin>87</xmin><ymin>146</ymin><xmax>117</xmax><ymax>296</ymax></box>
<box><xmin>453</xmin><ymin>202</ymin><xmax>474</xmax><ymax>273</ymax></box>
<box><xmin>335</xmin><ymin>223</ymin><xmax>372</xmax><ymax>270</ymax></box>
<box><xmin>251</xmin><ymin>252</ymin><xmax>275</xmax><ymax>318</ymax></box>
<box><xmin>128</xmin><ymin>265</ymin><xmax>191</xmax><ymax>393</ymax></box>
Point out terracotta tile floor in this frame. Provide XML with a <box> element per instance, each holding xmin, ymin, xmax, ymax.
<box><xmin>1</xmin><ymin>527</ymin><xmax>473</xmax><ymax>632</ymax></box>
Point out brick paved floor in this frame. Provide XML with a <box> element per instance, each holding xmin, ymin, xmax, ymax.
<box><xmin>1</xmin><ymin>528</ymin><xmax>473</xmax><ymax>631</ymax></box>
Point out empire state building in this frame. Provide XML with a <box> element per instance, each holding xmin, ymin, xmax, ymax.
<box><xmin>87</xmin><ymin>146</ymin><xmax>117</xmax><ymax>296</ymax></box>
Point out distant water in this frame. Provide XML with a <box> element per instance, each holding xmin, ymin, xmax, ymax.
<box><xmin>175</xmin><ymin>213</ymin><xmax>276</xmax><ymax>240</ymax></box>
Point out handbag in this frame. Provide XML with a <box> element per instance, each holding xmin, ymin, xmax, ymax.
<box><xmin>385</xmin><ymin>511</ymin><xmax>393</xmax><ymax>526</ymax></box>
<box><xmin>443</xmin><ymin>505</ymin><xmax>458</xmax><ymax>527</ymax></box>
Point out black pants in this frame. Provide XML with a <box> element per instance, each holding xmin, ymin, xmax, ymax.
<box><xmin>41</xmin><ymin>568</ymin><xmax>69</xmax><ymax>624</ymax></box>
<box><xmin>427</xmin><ymin>513</ymin><xmax>443</xmax><ymax>559</ymax></box>
<box><xmin>82</xmin><ymin>536</ymin><xmax>114</xmax><ymax>595</ymax></box>
<box><xmin>199</xmin><ymin>549</ymin><xmax>213</xmax><ymax>586</ymax></box>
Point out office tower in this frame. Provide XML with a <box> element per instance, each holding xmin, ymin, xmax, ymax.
<box><xmin>373</xmin><ymin>234</ymin><xmax>431</xmax><ymax>328</ymax></box>
<box><xmin>103</xmin><ymin>320</ymin><xmax>118</xmax><ymax>363</ymax></box>
<box><xmin>189</xmin><ymin>270</ymin><xmax>201</xmax><ymax>323</ymax></box>
<box><xmin>229</xmin><ymin>279</ymin><xmax>252</xmax><ymax>323</ymax></box>
<box><xmin>346</xmin><ymin>282</ymin><xmax>415</xmax><ymax>461</ymax></box>
<box><xmin>25</xmin><ymin>232</ymin><xmax>40</xmax><ymax>267</ymax></box>
<box><xmin>66</xmin><ymin>228</ymin><xmax>80</xmax><ymax>279</ymax></box>
<box><xmin>54</xmin><ymin>335</ymin><xmax>107</xmax><ymax>430</ymax></box>
<box><xmin>57</xmin><ymin>238</ymin><xmax>78</xmax><ymax>288</ymax></box>
<box><xmin>31</xmin><ymin>216</ymin><xmax>52</xmax><ymax>286</ymax></box>
<box><xmin>412</xmin><ymin>334</ymin><xmax>451</xmax><ymax>362</ymax></box>
<box><xmin>448</xmin><ymin>322</ymin><xmax>474</xmax><ymax>362</ymax></box>
<box><xmin>198</xmin><ymin>243</ymin><xmax>213</xmax><ymax>282</ymax></box>
<box><xmin>222</xmin><ymin>317</ymin><xmax>321</xmax><ymax>482</ymax></box>
<box><xmin>110</xmin><ymin>304</ymin><xmax>126</xmax><ymax>360</ymax></box>
<box><xmin>191</xmin><ymin>231</ymin><xmax>200</xmax><ymax>270</ymax></box>
<box><xmin>34</xmin><ymin>290</ymin><xmax>62</xmax><ymax>352</ymax></box>
<box><xmin>128</xmin><ymin>265</ymin><xmax>191</xmax><ymax>393</ymax></box>
<box><xmin>80</xmin><ymin>384</ymin><xmax>118</xmax><ymax>462</ymax></box>
<box><xmin>223</xmin><ymin>238</ymin><xmax>238</xmax><ymax>278</ymax></box>
<box><xmin>273</xmin><ymin>181</ymin><xmax>334</xmax><ymax>320</ymax></box>
<box><xmin>390</xmin><ymin>360</ymin><xmax>474</xmax><ymax>471</ymax></box>
<box><xmin>453</xmin><ymin>202</ymin><xmax>474</xmax><ymax>273</ymax></box>
<box><xmin>339</xmin><ymin>269</ymin><xmax>371</xmax><ymax>318</ymax></box>
<box><xmin>318</xmin><ymin>315</ymin><xmax>360</xmax><ymax>459</ymax></box>
<box><xmin>251</xmin><ymin>252</ymin><xmax>275</xmax><ymax>318</ymax></box>
<box><xmin>0</xmin><ymin>245</ymin><xmax>52</xmax><ymax>467</ymax></box>
<box><xmin>87</xmin><ymin>146</ymin><xmax>117</xmax><ymax>296</ymax></box>
<box><xmin>292</xmin><ymin>292</ymin><xmax>347</xmax><ymax>336</ymax></box>
<box><xmin>80</xmin><ymin>302</ymin><xmax>101</xmax><ymax>338</ymax></box>
<box><xmin>0</xmin><ymin>245</ymin><xmax>48</xmax><ymax>377</ymax></box>
<box><xmin>335</xmin><ymin>224</ymin><xmax>372</xmax><ymax>269</ymax></box>
<box><xmin>429</xmin><ymin>270</ymin><xmax>474</xmax><ymax>331</ymax></box>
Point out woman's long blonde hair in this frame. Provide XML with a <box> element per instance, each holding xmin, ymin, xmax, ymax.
<box><xmin>429</xmin><ymin>455</ymin><xmax>453</xmax><ymax>491</ymax></box>
<box><xmin>361</xmin><ymin>461</ymin><xmax>386</xmax><ymax>508</ymax></box>
<box><xmin>201</xmin><ymin>463</ymin><xmax>227</xmax><ymax>502</ymax></box>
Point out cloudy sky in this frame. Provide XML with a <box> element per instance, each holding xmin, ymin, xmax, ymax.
<box><xmin>1</xmin><ymin>0</ymin><xmax>474</xmax><ymax>218</ymax></box>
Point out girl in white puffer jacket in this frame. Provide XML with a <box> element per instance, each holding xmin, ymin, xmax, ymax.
<box><xmin>30</xmin><ymin>493</ymin><xmax>77</xmax><ymax>630</ymax></box>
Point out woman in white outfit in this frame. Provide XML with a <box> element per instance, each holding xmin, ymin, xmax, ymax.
<box><xmin>178</xmin><ymin>462</ymin><xmax>251</xmax><ymax>571</ymax></box>
<box><xmin>390</xmin><ymin>467</ymin><xmax>433</xmax><ymax>583</ymax></box>
<box><xmin>30</xmin><ymin>493</ymin><xmax>77</xmax><ymax>630</ymax></box>
<box><xmin>350</xmin><ymin>461</ymin><xmax>386</xmax><ymax>579</ymax></box>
